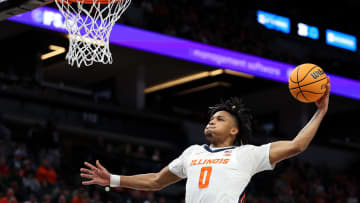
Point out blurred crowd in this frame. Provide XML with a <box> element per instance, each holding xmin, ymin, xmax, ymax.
<box><xmin>0</xmin><ymin>115</ymin><xmax>359</xmax><ymax>203</ymax></box>
<box><xmin>246</xmin><ymin>158</ymin><xmax>359</xmax><ymax>203</ymax></box>
<box><xmin>0</xmin><ymin>117</ymin><xmax>173</xmax><ymax>203</ymax></box>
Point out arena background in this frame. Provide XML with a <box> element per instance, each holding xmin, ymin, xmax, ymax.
<box><xmin>0</xmin><ymin>1</ymin><xmax>359</xmax><ymax>202</ymax></box>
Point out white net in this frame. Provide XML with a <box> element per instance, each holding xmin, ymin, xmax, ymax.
<box><xmin>55</xmin><ymin>0</ymin><xmax>131</xmax><ymax>67</ymax></box>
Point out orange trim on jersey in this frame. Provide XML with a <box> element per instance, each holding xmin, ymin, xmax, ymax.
<box><xmin>240</xmin><ymin>193</ymin><xmax>246</xmax><ymax>203</ymax></box>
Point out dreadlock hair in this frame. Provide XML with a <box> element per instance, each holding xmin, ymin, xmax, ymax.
<box><xmin>208</xmin><ymin>97</ymin><xmax>253</xmax><ymax>146</ymax></box>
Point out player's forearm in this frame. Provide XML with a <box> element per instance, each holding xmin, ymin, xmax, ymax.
<box><xmin>292</xmin><ymin>109</ymin><xmax>326</xmax><ymax>151</ymax></box>
<box><xmin>112</xmin><ymin>173</ymin><xmax>161</xmax><ymax>191</ymax></box>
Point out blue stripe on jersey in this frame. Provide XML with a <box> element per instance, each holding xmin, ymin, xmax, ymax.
<box><xmin>203</xmin><ymin>145</ymin><xmax>235</xmax><ymax>153</ymax></box>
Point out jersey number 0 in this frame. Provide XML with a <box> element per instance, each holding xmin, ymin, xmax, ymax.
<box><xmin>198</xmin><ymin>166</ymin><xmax>212</xmax><ymax>189</ymax></box>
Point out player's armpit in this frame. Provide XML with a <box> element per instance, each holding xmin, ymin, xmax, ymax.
<box><xmin>153</xmin><ymin>166</ymin><xmax>182</xmax><ymax>190</ymax></box>
<box><xmin>269</xmin><ymin>141</ymin><xmax>302</xmax><ymax>165</ymax></box>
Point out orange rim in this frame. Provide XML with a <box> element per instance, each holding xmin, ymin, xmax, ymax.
<box><xmin>56</xmin><ymin>0</ymin><xmax>124</xmax><ymax>4</ymax></box>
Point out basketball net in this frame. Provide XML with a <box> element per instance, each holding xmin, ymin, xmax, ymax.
<box><xmin>55</xmin><ymin>0</ymin><xmax>131</xmax><ymax>67</ymax></box>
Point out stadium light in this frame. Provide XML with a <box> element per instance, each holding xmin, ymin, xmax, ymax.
<box><xmin>326</xmin><ymin>29</ymin><xmax>357</xmax><ymax>52</ymax></box>
<box><xmin>297</xmin><ymin>23</ymin><xmax>319</xmax><ymax>39</ymax></box>
<box><xmin>145</xmin><ymin>69</ymin><xmax>253</xmax><ymax>94</ymax></box>
<box><xmin>41</xmin><ymin>45</ymin><xmax>66</xmax><ymax>60</ymax></box>
<box><xmin>175</xmin><ymin>82</ymin><xmax>231</xmax><ymax>96</ymax></box>
<box><xmin>257</xmin><ymin>10</ymin><xmax>290</xmax><ymax>34</ymax></box>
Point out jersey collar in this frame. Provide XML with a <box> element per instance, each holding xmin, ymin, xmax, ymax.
<box><xmin>203</xmin><ymin>145</ymin><xmax>235</xmax><ymax>153</ymax></box>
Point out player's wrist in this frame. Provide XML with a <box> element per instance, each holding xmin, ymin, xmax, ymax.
<box><xmin>317</xmin><ymin>107</ymin><xmax>327</xmax><ymax>116</ymax></box>
<box><xmin>110</xmin><ymin>174</ymin><xmax>121</xmax><ymax>187</ymax></box>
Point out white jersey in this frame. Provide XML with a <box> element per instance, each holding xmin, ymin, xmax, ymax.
<box><xmin>168</xmin><ymin>143</ymin><xmax>275</xmax><ymax>203</ymax></box>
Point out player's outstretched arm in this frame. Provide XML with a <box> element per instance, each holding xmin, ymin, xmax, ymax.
<box><xmin>269</xmin><ymin>80</ymin><xmax>330</xmax><ymax>166</ymax></box>
<box><xmin>80</xmin><ymin>160</ymin><xmax>182</xmax><ymax>191</ymax></box>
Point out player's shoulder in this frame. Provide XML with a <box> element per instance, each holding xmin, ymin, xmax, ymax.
<box><xmin>183</xmin><ymin>144</ymin><xmax>202</xmax><ymax>153</ymax></box>
<box><xmin>234</xmin><ymin>143</ymin><xmax>271</xmax><ymax>152</ymax></box>
<box><xmin>181</xmin><ymin>144</ymin><xmax>207</xmax><ymax>156</ymax></box>
<box><xmin>234</xmin><ymin>144</ymin><xmax>255</xmax><ymax>150</ymax></box>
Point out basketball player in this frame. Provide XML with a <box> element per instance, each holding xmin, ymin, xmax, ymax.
<box><xmin>80</xmin><ymin>82</ymin><xmax>330</xmax><ymax>203</ymax></box>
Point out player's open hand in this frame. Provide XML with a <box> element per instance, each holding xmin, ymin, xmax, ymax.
<box><xmin>315</xmin><ymin>77</ymin><xmax>330</xmax><ymax>113</ymax></box>
<box><xmin>80</xmin><ymin>160</ymin><xmax>111</xmax><ymax>186</ymax></box>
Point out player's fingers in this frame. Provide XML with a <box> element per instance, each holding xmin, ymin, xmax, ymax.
<box><xmin>315</xmin><ymin>96</ymin><xmax>324</xmax><ymax>105</ymax></box>
<box><xmin>325</xmin><ymin>85</ymin><xmax>330</xmax><ymax>95</ymax></box>
<box><xmin>84</xmin><ymin>162</ymin><xmax>98</xmax><ymax>171</ymax></box>
<box><xmin>96</xmin><ymin>160</ymin><xmax>106</xmax><ymax>171</ymax></box>
<box><xmin>327</xmin><ymin>77</ymin><xmax>331</xmax><ymax>92</ymax></box>
<box><xmin>82</xmin><ymin>180</ymin><xmax>96</xmax><ymax>185</ymax></box>
<box><xmin>80</xmin><ymin>173</ymin><xmax>94</xmax><ymax>179</ymax></box>
<box><xmin>80</xmin><ymin>168</ymin><xmax>94</xmax><ymax>175</ymax></box>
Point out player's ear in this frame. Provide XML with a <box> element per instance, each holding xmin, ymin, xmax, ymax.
<box><xmin>230</xmin><ymin>127</ymin><xmax>239</xmax><ymax>136</ymax></box>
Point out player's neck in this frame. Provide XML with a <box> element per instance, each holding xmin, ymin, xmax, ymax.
<box><xmin>210</xmin><ymin>142</ymin><xmax>233</xmax><ymax>148</ymax></box>
<box><xmin>210</xmin><ymin>137</ymin><xmax>235</xmax><ymax>148</ymax></box>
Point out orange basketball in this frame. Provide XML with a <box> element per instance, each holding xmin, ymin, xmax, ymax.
<box><xmin>289</xmin><ymin>63</ymin><xmax>328</xmax><ymax>103</ymax></box>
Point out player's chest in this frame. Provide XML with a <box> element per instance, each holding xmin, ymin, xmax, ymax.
<box><xmin>186</xmin><ymin>150</ymin><xmax>238</xmax><ymax>170</ymax></box>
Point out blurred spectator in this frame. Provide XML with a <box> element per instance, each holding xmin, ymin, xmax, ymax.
<box><xmin>144</xmin><ymin>192</ymin><xmax>157</xmax><ymax>203</ymax></box>
<box><xmin>311</xmin><ymin>178</ymin><xmax>325</xmax><ymax>196</ymax></box>
<box><xmin>71</xmin><ymin>188</ymin><xmax>88</xmax><ymax>203</ymax></box>
<box><xmin>10</xmin><ymin>180</ymin><xmax>26</xmax><ymax>202</ymax></box>
<box><xmin>126</xmin><ymin>190</ymin><xmax>143</xmax><ymax>203</ymax></box>
<box><xmin>19</xmin><ymin>159</ymin><xmax>37</xmax><ymax>177</ymax></box>
<box><xmin>41</xmin><ymin>194</ymin><xmax>51</xmax><ymax>203</ymax></box>
<box><xmin>46</xmin><ymin>149</ymin><xmax>61</xmax><ymax>171</ymax></box>
<box><xmin>151</xmin><ymin>149</ymin><xmax>160</xmax><ymax>161</ymax></box>
<box><xmin>0</xmin><ymin>157</ymin><xmax>10</xmax><ymax>177</ymax></box>
<box><xmin>55</xmin><ymin>187</ymin><xmax>70</xmax><ymax>202</ymax></box>
<box><xmin>24</xmin><ymin>194</ymin><xmax>38</xmax><ymax>203</ymax></box>
<box><xmin>346</xmin><ymin>181</ymin><xmax>359</xmax><ymax>203</ymax></box>
<box><xmin>38</xmin><ymin>180</ymin><xmax>53</xmax><ymax>198</ymax></box>
<box><xmin>11</xmin><ymin>145</ymin><xmax>27</xmax><ymax>170</ymax></box>
<box><xmin>124</xmin><ymin>143</ymin><xmax>132</xmax><ymax>155</ymax></box>
<box><xmin>105</xmin><ymin>143</ymin><xmax>114</xmax><ymax>154</ymax></box>
<box><xmin>57</xmin><ymin>195</ymin><xmax>66</xmax><ymax>203</ymax></box>
<box><xmin>0</xmin><ymin>188</ymin><xmax>17</xmax><ymax>203</ymax></box>
<box><xmin>45</xmin><ymin>128</ymin><xmax>62</xmax><ymax>170</ymax></box>
<box><xmin>134</xmin><ymin>146</ymin><xmax>146</xmax><ymax>159</ymax></box>
<box><xmin>23</xmin><ymin>172</ymin><xmax>41</xmax><ymax>193</ymax></box>
<box><xmin>36</xmin><ymin>159</ymin><xmax>57</xmax><ymax>184</ymax></box>
<box><xmin>49</xmin><ymin>128</ymin><xmax>61</xmax><ymax>150</ymax></box>
<box><xmin>89</xmin><ymin>191</ymin><xmax>102</xmax><ymax>203</ymax></box>
<box><xmin>157</xmin><ymin>197</ymin><xmax>166</xmax><ymax>203</ymax></box>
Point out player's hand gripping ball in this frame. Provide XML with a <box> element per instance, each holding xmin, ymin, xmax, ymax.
<box><xmin>289</xmin><ymin>63</ymin><xmax>329</xmax><ymax>103</ymax></box>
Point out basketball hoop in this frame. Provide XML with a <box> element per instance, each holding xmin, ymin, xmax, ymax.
<box><xmin>55</xmin><ymin>0</ymin><xmax>131</xmax><ymax>67</ymax></box>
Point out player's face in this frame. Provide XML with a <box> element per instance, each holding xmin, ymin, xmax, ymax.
<box><xmin>204</xmin><ymin>111</ymin><xmax>238</xmax><ymax>144</ymax></box>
